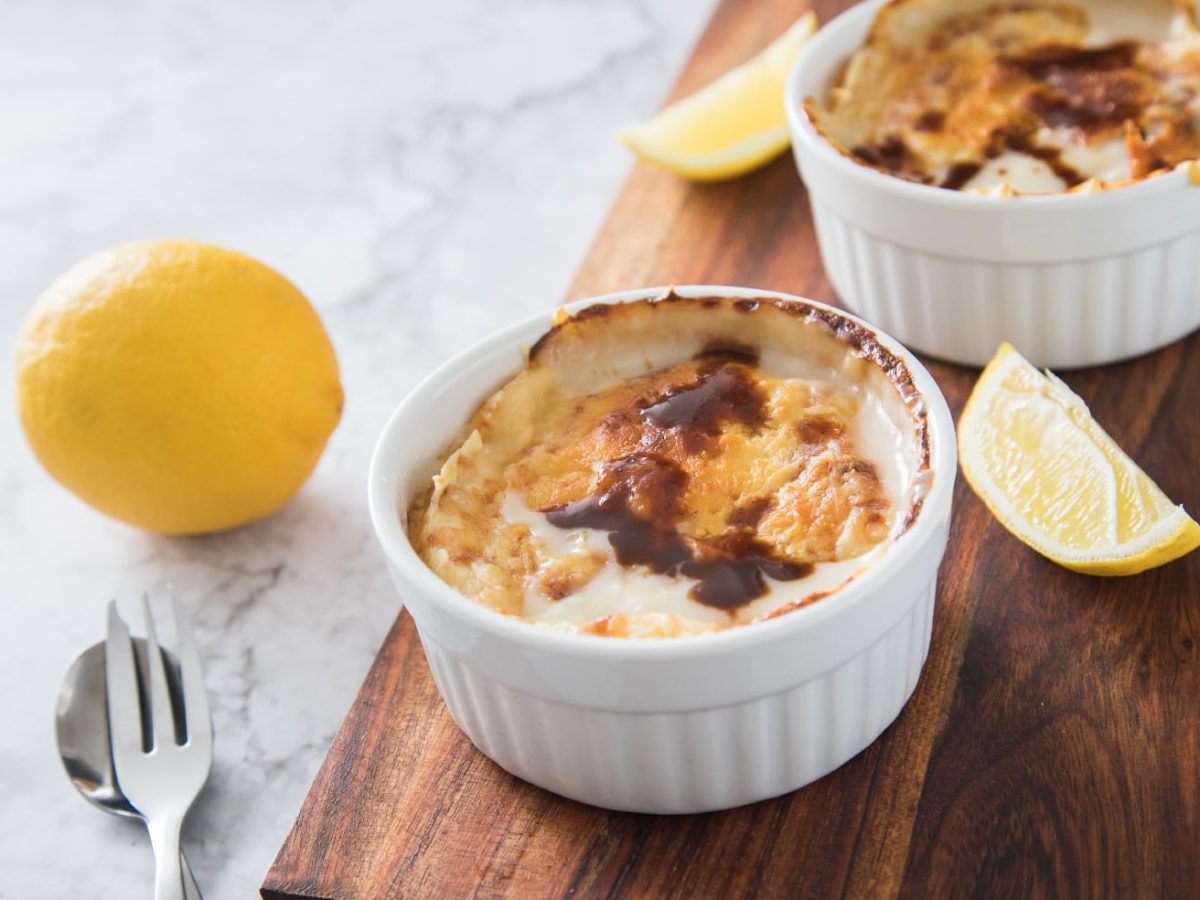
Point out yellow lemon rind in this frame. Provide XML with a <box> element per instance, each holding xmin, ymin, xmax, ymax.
<box><xmin>618</xmin><ymin>124</ymin><xmax>792</xmax><ymax>181</ymax></box>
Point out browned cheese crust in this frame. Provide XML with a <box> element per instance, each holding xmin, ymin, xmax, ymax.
<box><xmin>807</xmin><ymin>0</ymin><xmax>1200</xmax><ymax>193</ymax></box>
<box><xmin>408</xmin><ymin>295</ymin><xmax>928</xmax><ymax>636</ymax></box>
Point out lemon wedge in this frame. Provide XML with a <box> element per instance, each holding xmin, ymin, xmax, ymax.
<box><xmin>618</xmin><ymin>12</ymin><xmax>817</xmax><ymax>181</ymax></box>
<box><xmin>958</xmin><ymin>343</ymin><xmax>1200</xmax><ymax>575</ymax></box>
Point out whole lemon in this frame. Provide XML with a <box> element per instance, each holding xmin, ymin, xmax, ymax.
<box><xmin>15</xmin><ymin>240</ymin><xmax>343</xmax><ymax>534</ymax></box>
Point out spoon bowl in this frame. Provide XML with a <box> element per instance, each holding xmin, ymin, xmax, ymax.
<box><xmin>56</xmin><ymin>642</ymin><xmax>140</xmax><ymax>816</ymax></box>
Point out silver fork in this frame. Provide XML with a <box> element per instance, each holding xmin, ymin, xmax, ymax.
<box><xmin>106</xmin><ymin>598</ymin><xmax>213</xmax><ymax>900</ymax></box>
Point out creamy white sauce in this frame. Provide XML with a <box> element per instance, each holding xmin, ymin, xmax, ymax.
<box><xmin>1083</xmin><ymin>0</ymin><xmax>1177</xmax><ymax>47</ymax></box>
<box><xmin>961</xmin><ymin>151</ymin><xmax>1068</xmax><ymax>195</ymax></box>
<box><xmin>959</xmin><ymin>136</ymin><xmax>1131</xmax><ymax>194</ymax></box>
<box><xmin>1058</xmin><ymin>134</ymin><xmax>1132</xmax><ymax>182</ymax></box>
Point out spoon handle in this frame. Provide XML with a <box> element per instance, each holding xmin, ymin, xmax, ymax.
<box><xmin>181</xmin><ymin>850</ymin><xmax>203</xmax><ymax>900</ymax></box>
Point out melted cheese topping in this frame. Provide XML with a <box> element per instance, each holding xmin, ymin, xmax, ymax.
<box><xmin>407</xmin><ymin>295</ymin><xmax>927</xmax><ymax>638</ymax></box>
<box><xmin>807</xmin><ymin>0</ymin><xmax>1200</xmax><ymax>194</ymax></box>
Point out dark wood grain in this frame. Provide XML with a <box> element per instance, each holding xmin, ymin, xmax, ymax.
<box><xmin>264</xmin><ymin>1</ymin><xmax>1200</xmax><ymax>896</ymax></box>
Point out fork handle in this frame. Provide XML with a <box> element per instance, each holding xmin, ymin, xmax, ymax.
<box><xmin>181</xmin><ymin>849</ymin><xmax>203</xmax><ymax>900</ymax></box>
<box><xmin>148</xmin><ymin>814</ymin><xmax>185</xmax><ymax>900</ymax></box>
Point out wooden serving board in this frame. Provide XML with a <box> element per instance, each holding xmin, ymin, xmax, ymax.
<box><xmin>263</xmin><ymin>1</ymin><xmax>1200</xmax><ymax>896</ymax></box>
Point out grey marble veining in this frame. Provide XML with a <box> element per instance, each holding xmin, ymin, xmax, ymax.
<box><xmin>0</xmin><ymin>1</ymin><xmax>713</xmax><ymax>895</ymax></box>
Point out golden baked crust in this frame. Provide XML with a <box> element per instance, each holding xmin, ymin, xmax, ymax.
<box><xmin>508</xmin><ymin>358</ymin><xmax>890</xmax><ymax>561</ymax></box>
<box><xmin>807</xmin><ymin>0</ymin><xmax>1200</xmax><ymax>193</ymax></box>
<box><xmin>408</xmin><ymin>294</ymin><xmax>927</xmax><ymax>637</ymax></box>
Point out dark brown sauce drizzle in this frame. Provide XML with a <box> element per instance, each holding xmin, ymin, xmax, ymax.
<box><xmin>640</xmin><ymin>362</ymin><xmax>766</xmax><ymax>452</ymax></box>
<box><xmin>541</xmin><ymin>342</ymin><xmax>816</xmax><ymax>611</ymax></box>
<box><xmin>727</xmin><ymin>496</ymin><xmax>772</xmax><ymax>529</ymax></box>
<box><xmin>544</xmin><ymin>455</ymin><xmax>812</xmax><ymax>611</ymax></box>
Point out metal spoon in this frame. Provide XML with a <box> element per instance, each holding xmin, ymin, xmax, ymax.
<box><xmin>56</xmin><ymin>641</ymin><xmax>203</xmax><ymax>899</ymax></box>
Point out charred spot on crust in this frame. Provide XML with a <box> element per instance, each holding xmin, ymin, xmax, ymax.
<box><xmin>796</xmin><ymin>415</ymin><xmax>845</xmax><ymax>444</ymax></box>
<box><xmin>851</xmin><ymin>134</ymin><xmax>915</xmax><ymax>172</ymax></box>
<box><xmin>914</xmin><ymin>109</ymin><xmax>946</xmax><ymax>132</ymax></box>
<box><xmin>1005</xmin><ymin>41</ymin><xmax>1139</xmax><ymax>80</ymax></box>
<box><xmin>695</xmin><ymin>339</ymin><xmax>760</xmax><ymax>366</ymax></box>
<box><xmin>839</xmin><ymin>459</ymin><xmax>879</xmax><ymax>478</ymax></box>
<box><xmin>940</xmin><ymin>161</ymin><xmax>983</xmax><ymax>190</ymax></box>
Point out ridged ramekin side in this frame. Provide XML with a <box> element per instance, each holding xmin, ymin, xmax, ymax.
<box><xmin>810</xmin><ymin>196</ymin><xmax>1200</xmax><ymax>369</ymax></box>
<box><xmin>415</xmin><ymin>579</ymin><xmax>936</xmax><ymax>815</ymax></box>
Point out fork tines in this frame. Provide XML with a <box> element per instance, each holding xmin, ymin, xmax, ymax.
<box><xmin>104</xmin><ymin>597</ymin><xmax>212</xmax><ymax>769</ymax></box>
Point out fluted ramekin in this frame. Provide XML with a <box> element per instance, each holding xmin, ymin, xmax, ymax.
<box><xmin>368</xmin><ymin>286</ymin><xmax>956</xmax><ymax>814</ymax></box>
<box><xmin>787</xmin><ymin>0</ymin><xmax>1200</xmax><ymax>369</ymax></box>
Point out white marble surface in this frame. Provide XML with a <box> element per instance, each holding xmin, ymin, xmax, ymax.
<box><xmin>0</xmin><ymin>1</ymin><xmax>713</xmax><ymax>895</ymax></box>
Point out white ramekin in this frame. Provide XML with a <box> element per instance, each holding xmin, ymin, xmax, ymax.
<box><xmin>787</xmin><ymin>0</ymin><xmax>1200</xmax><ymax>369</ymax></box>
<box><xmin>368</xmin><ymin>286</ymin><xmax>956</xmax><ymax>814</ymax></box>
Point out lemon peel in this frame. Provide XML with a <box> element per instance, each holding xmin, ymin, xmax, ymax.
<box><xmin>958</xmin><ymin>343</ymin><xmax>1200</xmax><ymax>575</ymax></box>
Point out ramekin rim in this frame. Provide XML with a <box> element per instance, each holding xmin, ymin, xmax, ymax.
<box><xmin>367</xmin><ymin>285</ymin><xmax>957</xmax><ymax>661</ymax></box>
<box><xmin>785</xmin><ymin>0</ymin><xmax>1194</xmax><ymax>210</ymax></box>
